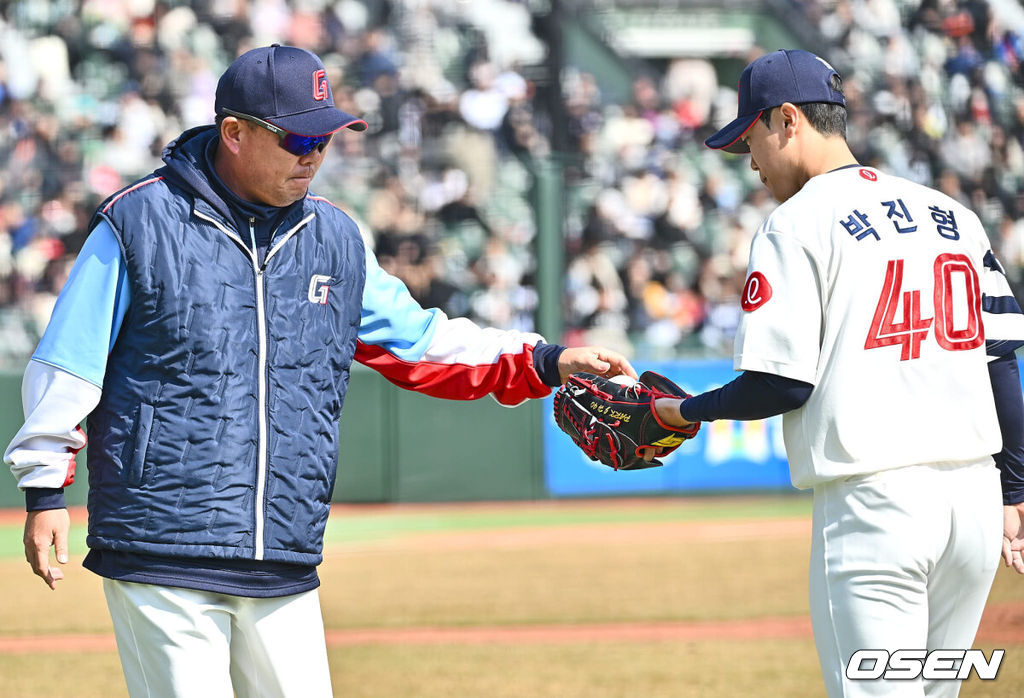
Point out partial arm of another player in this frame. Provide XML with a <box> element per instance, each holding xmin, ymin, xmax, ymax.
<box><xmin>3</xmin><ymin>221</ymin><xmax>128</xmax><ymax>589</ymax></box>
<box><xmin>989</xmin><ymin>353</ymin><xmax>1024</xmax><ymax>573</ymax></box>
<box><xmin>355</xmin><ymin>249</ymin><xmax>635</xmax><ymax>404</ymax></box>
<box><xmin>977</xmin><ymin>249</ymin><xmax>1024</xmax><ymax>572</ymax></box>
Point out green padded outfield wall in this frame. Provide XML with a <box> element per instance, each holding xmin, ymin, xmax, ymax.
<box><xmin>0</xmin><ymin>367</ymin><xmax>545</xmax><ymax>508</ymax></box>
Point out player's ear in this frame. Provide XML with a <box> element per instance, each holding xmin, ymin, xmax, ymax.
<box><xmin>778</xmin><ymin>102</ymin><xmax>801</xmax><ymax>137</ymax></box>
<box><xmin>219</xmin><ymin>117</ymin><xmax>245</xmax><ymax>154</ymax></box>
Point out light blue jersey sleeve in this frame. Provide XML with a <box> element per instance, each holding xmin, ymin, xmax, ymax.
<box><xmin>32</xmin><ymin>220</ymin><xmax>131</xmax><ymax>388</ymax></box>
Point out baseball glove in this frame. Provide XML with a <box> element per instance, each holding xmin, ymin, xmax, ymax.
<box><xmin>553</xmin><ymin>371</ymin><xmax>700</xmax><ymax>470</ymax></box>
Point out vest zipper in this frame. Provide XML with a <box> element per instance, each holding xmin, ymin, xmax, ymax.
<box><xmin>254</xmin><ymin>212</ymin><xmax>312</xmax><ymax>559</ymax></box>
<box><xmin>194</xmin><ymin>207</ymin><xmax>315</xmax><ymax>562</ymax></box>
<box><xmin>193</xmin><ymin>209</ymin><xmax>267</xmax><ymax>560</ymax></box>
<box><xmin>251</xmin><ymin>217</ymin><xmax>270</xmax><ymax>561</ymax></box>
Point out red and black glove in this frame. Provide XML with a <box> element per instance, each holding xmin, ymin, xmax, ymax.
<box><xmin>553</xmin><ymin>371</ymin><xmax>700</xmax><ymax>470</ymax></box>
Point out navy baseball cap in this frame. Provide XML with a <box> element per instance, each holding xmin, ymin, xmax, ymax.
<box><xmin>705</xmin><ymin>49</ymin><xmax>845</xmax><ymax>154</ymax></box>
<box><xmin>215</xmin><ymin>44</ymin><xmax>367</xmax><ymax>136</ymax></box>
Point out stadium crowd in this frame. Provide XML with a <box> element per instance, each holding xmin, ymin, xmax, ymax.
<box><xmin>1</xmin><ymin>0</ymin><xmax>1023</xmax><ymax>365</ymax></box>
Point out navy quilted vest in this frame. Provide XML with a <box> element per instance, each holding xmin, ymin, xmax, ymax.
<box><xmin>85</xmin><ymin>174</ymin><xmax>366</xmax><ymax>566</ymax></box>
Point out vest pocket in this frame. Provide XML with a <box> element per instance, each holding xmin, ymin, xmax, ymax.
<box><xmin>123</xmin><ymin>403</ymin><xmax>155</xmax><ymax>487</ymax></box>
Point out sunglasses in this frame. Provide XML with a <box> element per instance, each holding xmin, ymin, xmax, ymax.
<box><xmin>221</xmin><ymin>108</ymin><xmax>333</xmax><ymax>156</ymax></box>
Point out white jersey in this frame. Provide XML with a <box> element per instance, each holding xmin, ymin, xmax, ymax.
<box><xmin>734</xmin><ymin>165</ymin><xmax>1024</xmax><ymax>488</ymax></box>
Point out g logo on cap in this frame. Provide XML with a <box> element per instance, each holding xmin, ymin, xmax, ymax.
<box><xmin>313</xmin><ymin>69</ymin><xmax>328</xmax><ymax>101</ymax></box>
<box><xmin>741</xmin><ymin>272</ymin><xmax>773</xmax><ymax>311</ymax></box>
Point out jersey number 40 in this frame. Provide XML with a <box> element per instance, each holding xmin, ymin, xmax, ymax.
<box><xmin>864</xmin><ymin>254</ymin><xmax>983</xmax><ymax>361</ymax></box>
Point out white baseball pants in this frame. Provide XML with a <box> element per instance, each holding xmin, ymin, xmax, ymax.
<box><xmin>809</xmin><ymin>460</ymin><xmax>1002</xmax><ymax>698</ymax></box>
<box><xmin>103</xmin><ymin>579</ymin><xmax>333</xmax><ymax>698</ymax></box>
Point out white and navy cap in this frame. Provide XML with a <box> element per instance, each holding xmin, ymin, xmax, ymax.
<box><xmin>215</xmin><ymin>44</ymin><xmax>367</xmax><ymax>136</ymax></box>
<box><xmin>705</xmin><ymin>49</ymin><xmax>845</xmax><ymax>154</ymax></box>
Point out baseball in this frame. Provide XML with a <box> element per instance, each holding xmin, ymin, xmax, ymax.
<box><xmin>609</xmin><ymin>375</ymin><xmax>637</xmax><ymax>386</ymax></box>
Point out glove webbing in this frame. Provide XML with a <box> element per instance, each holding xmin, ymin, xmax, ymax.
<box><xmin>556</xmin><ymin>389</ymin><xmax>625</xmax><ymax>468</ymax></box>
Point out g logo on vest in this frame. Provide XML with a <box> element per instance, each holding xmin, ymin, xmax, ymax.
<box><xmin>308</xmin><ymin>274</ymin><xmax>332</xmax><ymax>304</ymax></box>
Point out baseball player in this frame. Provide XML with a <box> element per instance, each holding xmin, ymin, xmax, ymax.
<box><xmin>649</xmin><ymin>49</ymin><xmax>1024</xmax><ymax>697</ymax></box>
<box><xmin>4</xmin><ymin>45</ymin><xmax>635</xmax><ymax>698</ymax></box>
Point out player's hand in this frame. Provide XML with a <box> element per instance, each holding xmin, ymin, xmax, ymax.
<box><xmin>640</xmin><ymin>397</ymin><xmax>699</xmax><ymax>462</ymax></box>
<box><xmin>24</xmin><ymin>508</ymin><xmax>70</xmax><ymax>590</ymax></box>
<box><xmin>640</xmin><ymin>446</ymin><xmax>664</xmax><ymax>462</ymax></box>
<box><xmin>557</xmin><ymin>346</ymin><xmax>637</xmax><ymax>384</ymax></box>
<box><xmin>1002</xmin><ymin>503</ymin><xmax>1024</xmax><ymax>574</ymax></box>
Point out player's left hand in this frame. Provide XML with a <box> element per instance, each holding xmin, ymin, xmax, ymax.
<box><xmin>1002</xmin><ymin>503</ymin><xmax>1024</xmax><ymax>574</ymax></box>
<box><xmin>557</xmin><ymin>346</ymin><xmax>637</xmax><ymax>384</ymax></box>
<box><xmin>640</xmin><ymin>446</ymin><xmax>665</xmax><ymax>462</ymax></box>
<box><xmin>24</xmin><ymin>508</ymin><xmax>70</xmax><ymax>590</ymax></box>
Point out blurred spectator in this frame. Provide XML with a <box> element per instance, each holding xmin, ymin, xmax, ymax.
<box><xmin>459</xmin><ymin>61</ymin><xmax>510</xmax><ymax>132</ymax></box>
<box><xmin>3</xmin><ymin>0</ymin><xmax>1024</xmax><ymax>366</ymax></box>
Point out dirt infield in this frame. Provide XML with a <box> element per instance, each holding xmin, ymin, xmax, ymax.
<box><xmin>4</xmin><ymin>603</ymin><xmax>1024</xmax><ymax>655</ymax></box>
<box><xmin>3</xmin><ymin>500</ymin><xmax>1021</xmax><ymax>698</ymax></box>
<box><xmin>0</xmin><ymin>617</ymin><xmax>814</xmax><ymax>654</ymax></box>
<box><xmin>3</xmin><ymin>505</ymin><xmax>1023</xmax><ymax>655</ymax></box>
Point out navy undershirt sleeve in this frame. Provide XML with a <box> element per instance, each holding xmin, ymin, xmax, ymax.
<box><xmin>989</xmin><ymin>352</ymin><xmax>1024</xmax><ymax>505</ymax></box>
<box><xmin>532</xmin><ymin>341</ymin><xmax>565</xmax><ymax>387</ymax></box>
<box><xmin>679</xmin><ymin>370</ymin><xmax>813</xmax><ymax>423</ymax></box>
<box><xmin>25</xmin><ymin>487</ymin><xmax>66</xmax><ymax>512</ymax></box>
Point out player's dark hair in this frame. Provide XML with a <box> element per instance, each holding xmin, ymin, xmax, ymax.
<box><xmin>759</xmin><ymin>73</ymin><xmax>847</xmax><ymax>139</ymax></box>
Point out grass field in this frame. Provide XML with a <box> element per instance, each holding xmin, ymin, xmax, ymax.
<box><xmin>1</xmin><ymin>495</ymin><xmax>1022</xmax><ymax>697</ymax></box>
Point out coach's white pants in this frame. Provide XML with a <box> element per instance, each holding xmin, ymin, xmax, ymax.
<box><xmin>103</xmin><ymin>579</ymin><xmax>332</xmax><ymax>698</ymax></box>
<box><xmin>809</xmin><ymin>460</ymin><xmax>1002</xmax><ymax>698</ymax></box>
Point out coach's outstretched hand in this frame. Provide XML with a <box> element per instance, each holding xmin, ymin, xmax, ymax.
<box><xmin>556</xmin><ymin>346</ymin><xmax>637</xmax><ymax>384</ymax></box>
<box><xmin>24</xmin><ymin>508</ymin><xmax>70</xmax><ymax>590</ymax></box>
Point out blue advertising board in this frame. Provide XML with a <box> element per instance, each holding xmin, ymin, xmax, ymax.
<box><xmin>543</xmin><ymin>360</ymin><xmax>797</xmax><ymax>496</ymax></box>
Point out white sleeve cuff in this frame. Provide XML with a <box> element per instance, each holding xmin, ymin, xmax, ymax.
<box><xmin>4</xmin><ymin>361</ymin><xmax>100</xmax><ymax>489</ymax></box>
